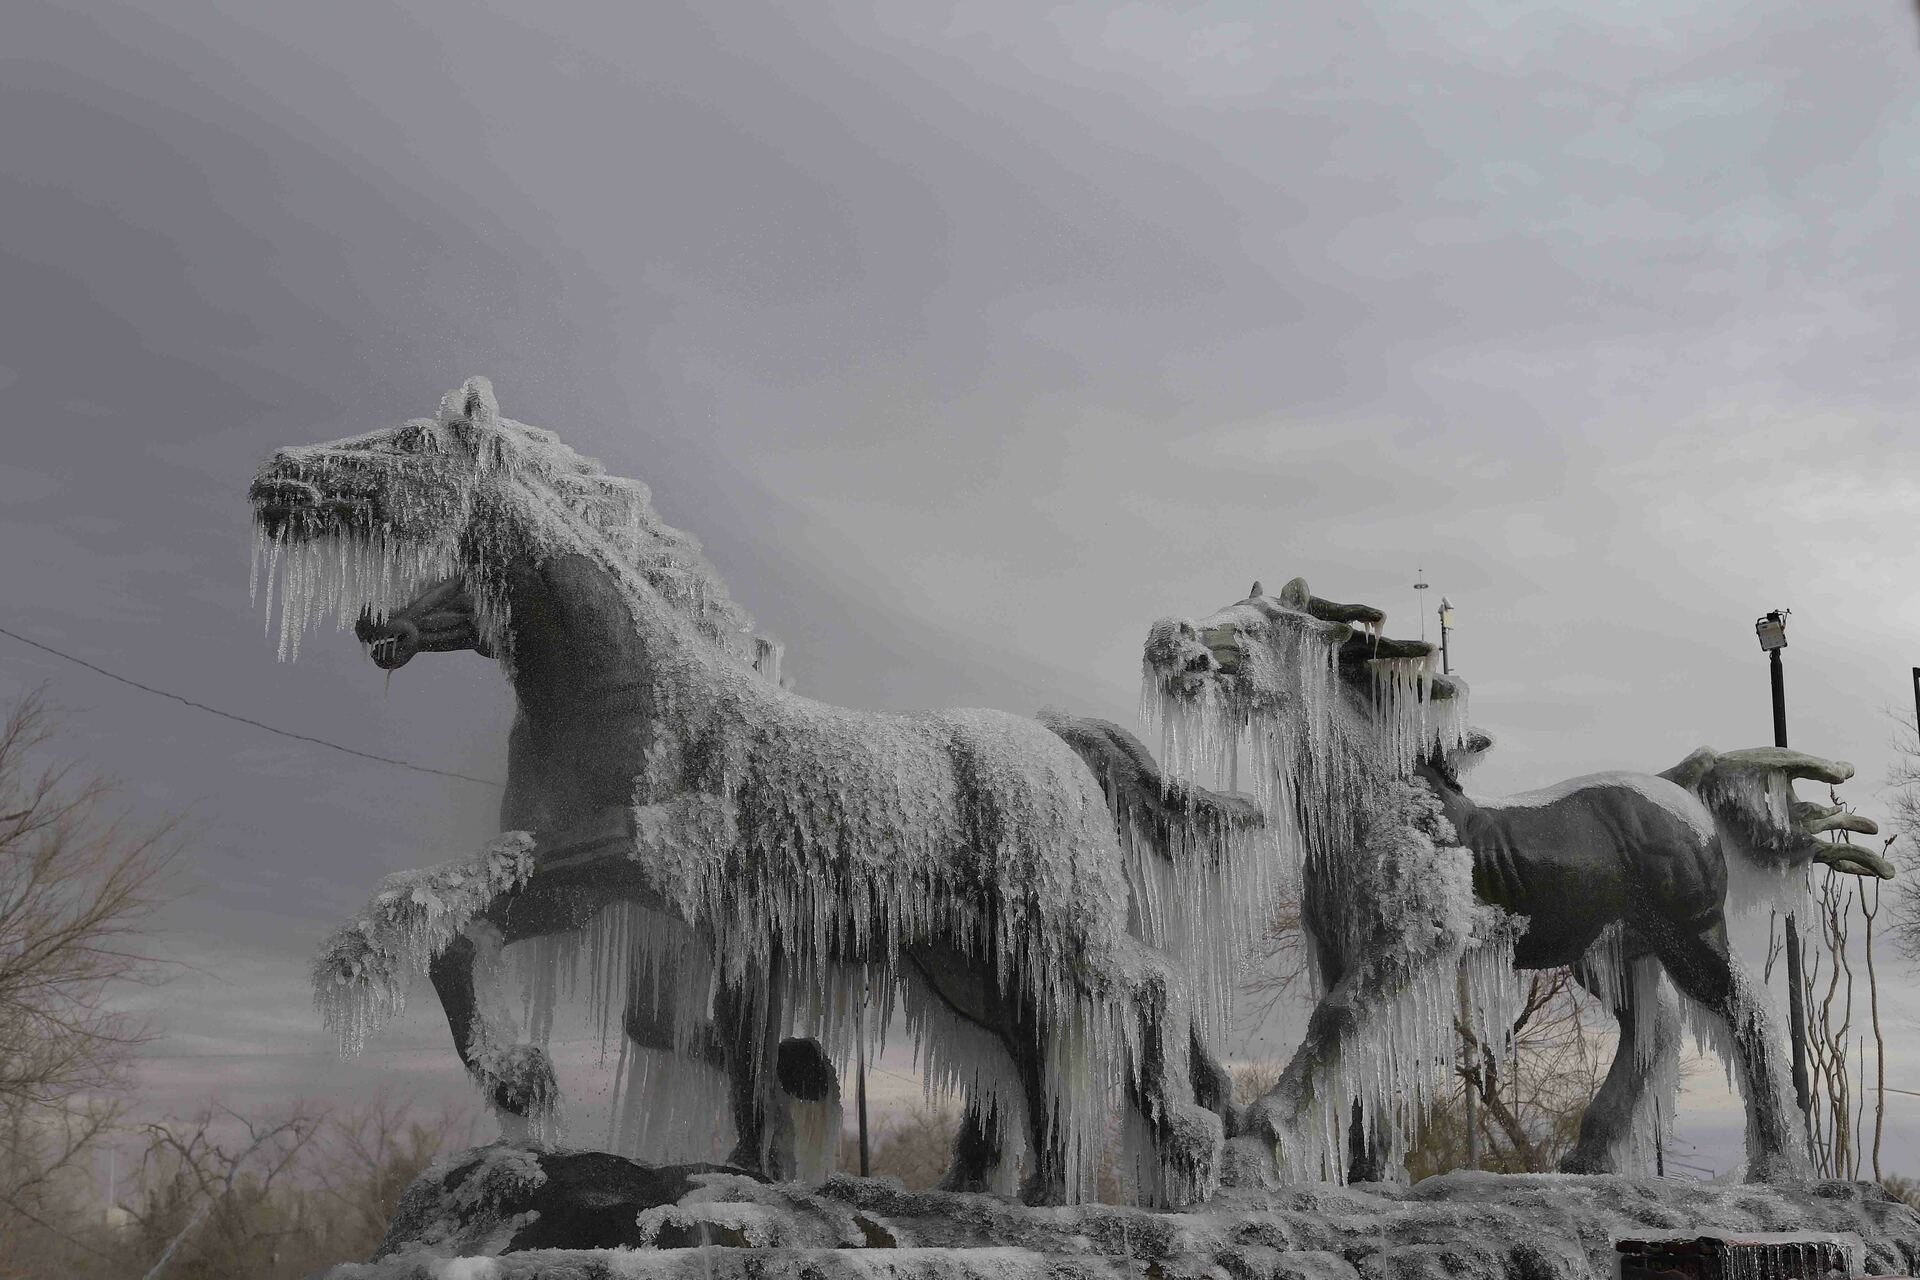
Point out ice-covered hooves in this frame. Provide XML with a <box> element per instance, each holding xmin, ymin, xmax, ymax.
<box><xmin>1219</xmin><ymin>1133</ymin><xmax>1281</xmax><ymax>1191</ymax></box>
<box><xmin>1742</xmin><ymin>1151</ymin><xmax>1814</xmax><ymax>1185</ymax></box>
<box><xmin>1556</xmin><ymin>1148</ymin><xmax>1618</xmax><ymax>1176</ymax></box>
<box><xmin>1159</xmin><ymin>1103</ymin><xmax>1226</xmax><ymax>1207</ymax></box>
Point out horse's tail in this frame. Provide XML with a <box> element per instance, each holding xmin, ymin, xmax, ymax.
<box><xmin>1039</xmin><ymin>712</ymin><xmax>1264</xmax><ymax>867</ymax></box>
<box><xmin>1038</xmin><ymin>711</ymin><xmax>1273</xmax><ymax>1042</ymax></box>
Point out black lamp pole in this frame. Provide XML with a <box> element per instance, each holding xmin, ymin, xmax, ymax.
<box><xmin>1758</xmin><ymin>610</ymin><xmax>1813</xmax><ymax>1138</ymax></box>
<box><xmin>1770</xmin><ymin>647</ymin><xmax>1789</xmax><ymax>751</ymax></box>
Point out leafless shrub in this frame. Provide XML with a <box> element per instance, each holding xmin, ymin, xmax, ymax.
<box><xmin>0</xmin><ymin>689</ymin><xmax>179</xmax><ymax>1114</ymax></box>
<box><xmin>1408</xmin><ymin>968</ymin><xmax>1610</xmax><ymax>1179</ymax></box>
<box><xmin>1236</xmin><ymin>882</ymin><xmax>1309</xmax><ymax>1034</ymax></box>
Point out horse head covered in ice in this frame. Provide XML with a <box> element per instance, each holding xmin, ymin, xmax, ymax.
<box><xmin>253</xmin><ymin>378</ymin><xmax>1245</xmax><ymax>1206</ymax></box>
<box><xmin>1144</xmin><ymin>576</ymin><xmax>1890</xmax><ymax>1187</ymax></box>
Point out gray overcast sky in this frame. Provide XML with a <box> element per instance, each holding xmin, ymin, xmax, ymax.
<box><xmin>2</xmin><ymin>1</ymin><xmax>1916</xmax><ymax>1176</ymax></box>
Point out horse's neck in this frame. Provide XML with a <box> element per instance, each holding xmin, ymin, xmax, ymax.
<box><xmin>500</xmin><ymin>548</ymin><xmax>743</xmax><ymax>727</ymax></box>
<box><xmin>1413</xmin><ymin>760</ymin><xmax>1477</xmax><ymax>835</ymax></box>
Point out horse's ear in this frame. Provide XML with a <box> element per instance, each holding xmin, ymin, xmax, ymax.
<box><xmin>1277</xmin><ymin>577</ymin><xmax>1312</xmax><ymax>610</ymax></box>
<box><xmin>462</xmin><ymin>377</ymin><xmax>500</xmax><ymax>428</ymax></box>
<box><xmin>1249</xmin><ymin>580</ymin><xmax>1263</xmax><ymax>599</ymax></box>
<box><xmin>437</xmin><ymin>376</ymin><xmax>500</xmax><ymax>429</ymax></box>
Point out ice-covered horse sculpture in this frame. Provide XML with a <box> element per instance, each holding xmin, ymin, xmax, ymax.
<box><xmin>253</xmin><ymin>377</ymin><xmax>1249</xmax><ymax>1205</ymax></box>
<box><xmin>350</xmin><ymin>576</ymin><xmax>1257</xmax><ymax>1196</ymax></box>
<box><xmin>1142</xmin><ymin>577</ymin><xmax>1887</xmax><ymax>1186</ymax></box>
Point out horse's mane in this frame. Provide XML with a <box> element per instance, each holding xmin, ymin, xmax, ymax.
<box><xmin>495</xmin><ymin>417</ymin><xmax>758</xmax><ymax>656</ymax></box>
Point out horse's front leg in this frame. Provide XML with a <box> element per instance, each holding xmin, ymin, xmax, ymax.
<box><xmin>1227</xmin><ymin>970</ymin><xmax>1366</xmax><ymax>1188</ymax></box>
<box><xmin>1122</xmin><ymin>975</ymin><xmax>1227</xmax><ymax>1208</ymax></box>
<box><xmin>428</xmin><ymin>921</ymin><xmax>559</xmax><ymax>1139</ymax></box>
<box><xmin>1652</xmin><ymin>918</ymin><xmax>1810</xmax><ymax>1183</ymax></box>
<box><xmin>431</xmin><ymin>809</ymin><xmax>659</xmax><ymax>1138</ymax></box>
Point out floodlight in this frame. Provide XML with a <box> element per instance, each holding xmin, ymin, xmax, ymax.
<box><xmin>1755</xmin><ymin>610</ymin><xmax>1789</xmax><ymax>653</ymax></box>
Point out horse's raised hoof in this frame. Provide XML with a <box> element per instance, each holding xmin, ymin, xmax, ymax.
<box><xmin>481</xmin><ymin>1043</ymin><xmax>560</xmax><ymax>1123</ymax></box>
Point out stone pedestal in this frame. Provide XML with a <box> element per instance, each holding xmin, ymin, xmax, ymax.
<box><xmin>322</xmin><ymin>1145</ymin><xmax>1920</xmax><ymax>1280</ymax></box>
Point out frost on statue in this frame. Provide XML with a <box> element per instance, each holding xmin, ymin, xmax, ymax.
<box><xmin>1144</xmin><ymin>577</ymin><xmax>1891</xmax><ymax>1187</ymax></box>
<box><xmin>257</xmin><ymin>379</ymin><xmax>1891</xmax><ymax>1229</ymax></box>
<box><xmin>254</xmin><ymin>378</ymin><xmax>1256</xmax><ymax>1207</ymax></box>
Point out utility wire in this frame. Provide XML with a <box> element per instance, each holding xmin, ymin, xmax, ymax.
<box><xmin>0</xmin><ymin>622</ymin><xmax>504</xmax><ymax>789</ymax></box>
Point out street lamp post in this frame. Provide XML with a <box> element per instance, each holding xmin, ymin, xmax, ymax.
<box><xmin>1437</xmin><ymin>593</ymin><xmax>1473</xmax><ymax>1168</ymax></box>
<box><xmin>1755</xmin><ymin>609</ymin><xmax>1813</xmax><ymax>1139</ymax></box>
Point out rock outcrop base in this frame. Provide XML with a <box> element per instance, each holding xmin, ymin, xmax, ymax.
<box><xmin>322</xmin><ymin>1144</ymin><xmax>1920</xmax><ymax>1279</ymax></box>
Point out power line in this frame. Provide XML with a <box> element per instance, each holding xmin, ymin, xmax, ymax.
<box><xmin>0</xmin><ymin>622</ymin><xmax>504</xmax><ymax>789</ymax></box>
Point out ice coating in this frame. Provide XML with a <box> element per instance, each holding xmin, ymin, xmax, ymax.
<box><xmin>268</xmin><ymin>379</ymin><xmax>1237</xmax><ymax>1204</ymax></box>
<box><xmin>1146</xmin><ymin>576</ymin><xmax>1861</xmax><ymax>1185</ymax></box>
<box><xmin>1141</xmin><ymin>587</ymin><xmax>1518</xmax><ymax>1181</ymax></box>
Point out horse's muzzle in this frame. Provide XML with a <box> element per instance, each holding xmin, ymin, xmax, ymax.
<box><xmin>357</xmin><ymin>612</ymin><xmax>419</xmax><ymax>670</ymax></box>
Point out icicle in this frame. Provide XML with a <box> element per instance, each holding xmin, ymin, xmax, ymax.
<box><xmin>312</xmin><ymin>832</ymin><xmax>536</xmax><ymax>1057</ymax></box>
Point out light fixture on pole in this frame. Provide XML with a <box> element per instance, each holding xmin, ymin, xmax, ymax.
<box><xmin>1755</xmin><ymin>607</ymin><xmax>1812</xmax><ymax>1141</ymax></box>
<box><xmin>1438</xmin><ymin>597</ymin><xmax>1455</xmax><ymax>676</ymax></box>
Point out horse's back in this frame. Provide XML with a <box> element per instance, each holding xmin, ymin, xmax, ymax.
<box><xmin>1476</xmin><ymin>770</ymin><xmax>1725</xmax><ymax>954</ymax></box>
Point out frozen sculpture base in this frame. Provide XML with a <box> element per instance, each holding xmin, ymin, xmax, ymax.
<box><xmin>322</xmin><ymin>1143</ymin><xmax>1920</xmax><ymax>1279</ymax></box>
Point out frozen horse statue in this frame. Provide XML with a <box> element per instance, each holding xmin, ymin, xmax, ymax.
<box><xmin>351</xmin><ymin>576</ymin><xmax>1258</xmax><ymax>1198</ymax></box>
<box><xmin>1141</xmin><ymin>577</ymin><xmax>1888</xmax><ymax>1187</ymax></box>
<box><xmin>253</xmin><ymin>377</ymin><xmax>1249</xmax><ymax>1205</ymax></box>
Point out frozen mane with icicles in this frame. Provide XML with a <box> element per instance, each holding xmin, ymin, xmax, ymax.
<box><xmin>249</xmin><ymin>377</ymin><xmax>755</xmax><ymax>666</ymax></box>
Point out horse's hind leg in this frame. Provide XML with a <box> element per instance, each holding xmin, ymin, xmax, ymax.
<box><xmin>1122</xmin><ymin>989</ymin><xmax>1226</xmax><ymax>1207</ymax></box>
<box><xmin>1345</xmin><ymin>1099</ymin><xmax>1394</xmax><ymax>1184</ymax></box>
<box><xmin>1013</xmin><ymin>1008</ymin><xmax>1072</xmax><ymax>1206</ymax></box>
<box><xmin>938</xmin><ymin>1104</ymin><xmax>1009</xmax><ymax>1194</ymax></box>
<box><xmin>1652</xmin><ymin>917</ymin><xmax>1809</xmax><ymax>1182</ymax></box>
<box><xmin>1559</xmin><ymin>953</ymin><xmax>1681</xmax><ymax>1174</ymax></box>
<box><xmin>716</xmin><ymin>968</ymin><xmax>794</xmax><ymax>1177</ymax></box>
<box><xmin>1189</xmin><ymin>1023</ymin><xmax>1240</xmax><ymax>1137</ymax></box>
